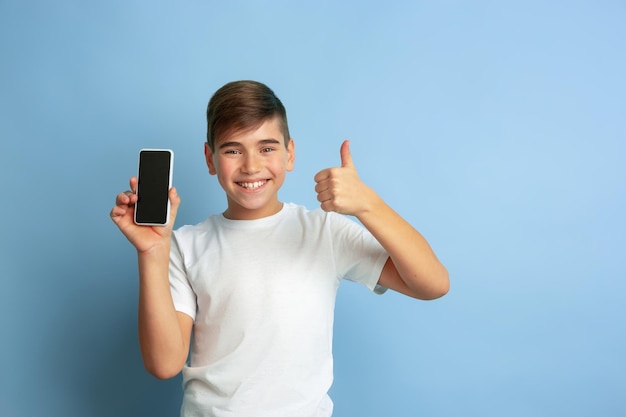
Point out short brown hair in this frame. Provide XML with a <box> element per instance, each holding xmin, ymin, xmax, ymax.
<box><xmin>206</xmin><ymin>80</ymin><xmax>290</xmax><ymax>151</ymax></box>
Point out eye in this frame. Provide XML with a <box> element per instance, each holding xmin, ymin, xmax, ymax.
<box><xmin>224</xmin><ymin>149</ymin><xmax>242</xmax><ymax>155</ymax></box>
<box><xmin>260</xmin><ymin>147</ymin><xmax>275</xmax><ymax>153</ymax></box>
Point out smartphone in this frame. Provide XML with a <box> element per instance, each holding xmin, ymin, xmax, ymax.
<box><xmin>134</xmin><ymin>149</ymin><xmax>174</xmax><ymax>226</ymax></box>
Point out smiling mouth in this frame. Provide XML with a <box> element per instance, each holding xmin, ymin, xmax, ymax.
<box><xmin>237</xmin><ymin>180</ymin><xmax>267</xmax><ymax>190</ymax></box>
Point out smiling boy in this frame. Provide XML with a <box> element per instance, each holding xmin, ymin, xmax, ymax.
<box><xmin>110</xmin><ymin>80</ymin><xmax>448</xmax><ymax>417</ymax></box>
<box><xmin>205</xmin><ymin>116</ymin><xmax>294</xmax><ymax>220</ymax></box>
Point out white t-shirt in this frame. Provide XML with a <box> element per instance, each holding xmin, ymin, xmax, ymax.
<box><xmin>169</xmin><ymin>203</ymin><xmax>388</xmax><ymax>417</ymax></box>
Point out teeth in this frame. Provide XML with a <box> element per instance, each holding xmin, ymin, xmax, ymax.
<box><xmin>239</xmin><ymin>181</ymin><xmax>265</xmax><ymax>190</ymax></box>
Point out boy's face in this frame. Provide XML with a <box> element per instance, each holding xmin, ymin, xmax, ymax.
<box><xmin>204</xmin><ymin>117</ymin><xmax>295</xmax><ymax>220</ymax></box>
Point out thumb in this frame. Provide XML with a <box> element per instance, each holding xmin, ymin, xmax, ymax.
<box><xmin>340</xmin><ymin>140</ymin><xmax>354</xmax><ymax>168</ymax></box>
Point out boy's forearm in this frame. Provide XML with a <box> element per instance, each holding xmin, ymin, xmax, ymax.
<box><xmin>356</xmin><ymin>193</ymin><xmax>449</xmax><ymax>299</ymax></box>
<box><xmin>137</xmin><ymin>246</ymin><xmax>188</xmax><ymax>379</ymax></box>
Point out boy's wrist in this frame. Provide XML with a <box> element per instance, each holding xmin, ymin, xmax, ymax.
<box><xmin>137</xmin><ymin>241</ymin><xmax>171</xmax><ymax>259</ymax></box>
<box><xmin>354</xmin><ymin>187</ymin><xmax>384</xmax><ymax>219</ymax></box>
<box><xmin>137</xmin><ymin>243</ymin><xmax>171</xmax><ymax>284</ymax></box>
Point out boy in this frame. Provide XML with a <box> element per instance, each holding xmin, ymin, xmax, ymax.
<box><xmin>110</xmin><ymin>80</ymin><xmax>448</xmax><ymax>417</ymax></box>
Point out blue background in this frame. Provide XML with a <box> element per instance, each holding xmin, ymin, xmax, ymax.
<box><xmin>1</xmin><ymin>1</ymin><xmax>625</xmax><ymax>416</ymax></box>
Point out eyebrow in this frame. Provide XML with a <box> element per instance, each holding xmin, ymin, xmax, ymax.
<box><xmin>218</xmin><ymin>138</ymin><xmax>282</xmax><ymax>149</ymax></box>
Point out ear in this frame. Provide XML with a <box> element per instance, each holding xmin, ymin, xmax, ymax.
<box><xmin>286</xmin><ymin>138</ymin><xmax>295</xmax><ymax>172</ymax></box>
<box><xmin>204</xmin><ymin>142</ymin><xmax>217</xmax><ymax>175</ymax></box>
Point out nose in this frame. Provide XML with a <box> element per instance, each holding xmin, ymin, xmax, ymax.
<box><xmin>242</xmin><ymin>153</ymin><xmax>261</xmax><ymax>174</ymax></box>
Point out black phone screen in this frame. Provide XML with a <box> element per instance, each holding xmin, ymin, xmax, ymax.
<box><xmin>135</xmin><ymin>150</ymin><xmax>172</xmax><ymax>225</ymax></box>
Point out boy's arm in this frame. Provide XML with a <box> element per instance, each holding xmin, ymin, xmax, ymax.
<box><xmin>314</xmin><ymin>141</ymin><xmax>449</xmax><ymax>300</ymax></box>
<box><xmin>137</xmin><ymin>244</ymin><xmax>194</xmax><ymax>379</ymax></box>
<box><xmin>110</xmin><ymin>178</ymin><xmax>193</xmax><ymax>378</ymax></box>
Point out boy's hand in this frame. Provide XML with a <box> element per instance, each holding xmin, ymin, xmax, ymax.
<box><xmin>314</xmin><ymin>140</ymin><xmax>378</xmax><ymax>216</ymax></box>
<box><xmin>110</xmin><ymin>176</ymin><xmax>181</xmax><ymax>253</ymax></box>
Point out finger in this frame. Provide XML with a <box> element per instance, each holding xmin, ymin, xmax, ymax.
<box><xmin>319</xmin><ymin>200</ymin><xmax>335</xmax><ymax>213</ymax></box>
<box><xmin>110</xmin><ymin>205</ymin><xmax>125</xmax><ymax>220</ymax></box>
<box><xmin>115</xmin><ymin>191</ymin><xmax>134</xmax><ymax>206</ymax></box>
<box><xmin>313</xmin><ymin>169</ymin><xmax>331</xmax><ymax>183</ymax></box>
<box><xmin>340</xmin><ymin>140</ymin><xmax>354</xmax><ymax>169</ymax></box>
<box><xmin>115</xmin><ymin>192</ymin><xmax>127</xmax><ymax>206</ymax></box>
<box><xmin>129</xmin><ymin>176</ymin><xmax>138</xmax><ymax>194</ymax></box>
<box><xmin>316</xmin><ymin>189</ymin><xmax>332</xmax><ymax>203</ymax></box>
<box><xmin>314</xmin><ymin>180</ymin><xmax>330</xmax><ymax>194</ymax></box>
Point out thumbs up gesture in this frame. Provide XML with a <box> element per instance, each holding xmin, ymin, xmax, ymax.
<box><xmin>314</xmin><ymin>140</ymin><xmax>377</xmax><ymax>216</ymax></box>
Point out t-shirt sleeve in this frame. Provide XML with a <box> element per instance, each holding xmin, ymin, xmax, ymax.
<box><xmin>329</xmin><ymin>212</ymin><xmax>389</xmax><ymax>294</ymax></box>
<box><xmin>169</xmin><ymin>232</ymin><xmax>197</xmax><ymax>320</ymax></box>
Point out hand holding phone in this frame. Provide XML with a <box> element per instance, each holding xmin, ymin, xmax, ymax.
<box><xmin>134</xmin><ymin>149</ymin><xmax>174</xmax><ymax>226</ymax></box>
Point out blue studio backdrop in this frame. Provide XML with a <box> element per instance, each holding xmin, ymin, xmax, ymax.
<box><xmin>1</xmin><ymin>1</ymin><xmax>625</xmax><ymax>416</ymax></box>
